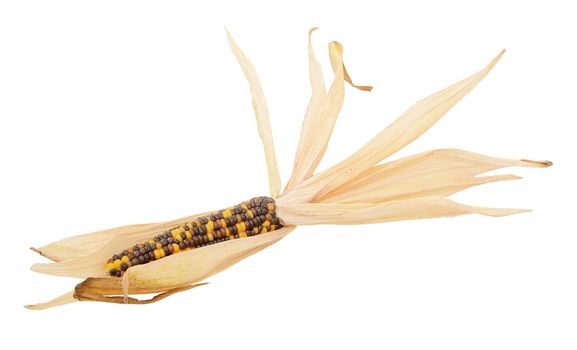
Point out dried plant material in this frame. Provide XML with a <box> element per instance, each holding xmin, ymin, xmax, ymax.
<box><xmin>319</xmin><ymin>149</ymin><xmax>549</xmax><ymax>204</ymax></box>
<box><xmin>328</xmin><ymin>41</ymin><xmax>373</xmax><ymax>92</ymax></box>
<box><xmin>226</xmin><ymin>30</ymin><xmax>281</xmax><ymax>198</ymax></box>
<box><xmin>25</xmin><ymin>291</ymin><xmax>77</xmax><ymax>310</ymax></box>
<box><xmin>285</xmin><ymin>28</ymin><xmax>327</xmax><ymax>191</ymax></box>
<box><xmin>28</xmin><ymin>30</ymin><xmax>550</xmax><ymax>309</ymax></box>
<box><xmin>278</xmin><ymin>50</ymin><xmax>507</xmax><ymax>205</ymax></box>
<box><xmin>31</xmin><ymin>223</ymin><xmax>155</xmax><ymax>262</ymax></box>
<box><xmin>276</xmin><ymin>196</ymin><xmax>530</xmax><ymax>226</ymax></box>
<box><xmin>286</xmin><ymin>33</ymin><xmax>372</xmax><ymax>191</ymax></box>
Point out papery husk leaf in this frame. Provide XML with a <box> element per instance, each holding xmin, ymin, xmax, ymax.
<box><xmin>285</xmin><ymin>28</ymin><xmax>327</xmax><ymax>191</ymax></box>
<box><xmin>74</xmin><ymin>283</ymin><xmax>208</xmax><ymax>305</ymax></box>
<box><xmin>27</xmin><ymin>227</ymin><xmax>294</xmax><ymax>308</ymax></box>
<box><xmin>321</xmin><ymin>148</ymin><xmax>551</xmax><ymax>203</ymax></box>
<box><xmin>30</xmin><ymin>211</ymin><xmax>219</xmax><ymax>262</ymax></box>
<box><xmin>31</xmin><ymin>223</ymin><xmax>153</xmax><ymax>262</ymax></box>
<box><xmin>325</xmin><ymin>174</ymin><xmax>520</xmax><ymax>204</ymax></box>
<box><xmin>328</xmin><ymin>42</ymin><xmax>373</xmax><ymax>92</ymax></box>
<box><xmin>286</xmin><ymin>34</ymin><xmax>372</xmax><ymax>192</ymax></box>
<box><xmin>25</xmin><ymin>283</ymin><xmax>209</xmax><ymax>310</ymax></box>
<box><xmin>227</xmin><ymin>30</ymin><xmax>281</xmax><ymax>198</ymax></box>
<box><xmin>285</xmin><ymin>41</ymin><xmax>345</xmax><ymax>191</ymax></box>
<box><xmin>278</xmin><ymin>50</ymin><xmax>506</xmax><ymax>204</ymax></box>
<box><xmin>31</xmin><ymin>211</ymin><xmax>211</xmax><ymax>278</ymax></box>
<box><xmin>277</xmin><ymin>196</ymin><xmax>528</xmax><ymax>226</ymax></box>
<box><xmin>32</xmin><ymin>218</ymin><xmax>294</xmax><ymax>281</ymax></box>
<box><xmin>24</xmin><ymin>291</ymin><xmax>77</xmax><ymax>310</ymax></box>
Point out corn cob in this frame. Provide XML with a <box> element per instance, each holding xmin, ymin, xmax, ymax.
<box><xmin>106</xmin><ymin>196</ymin><xmax>282</xmax><ymax>276</ymax></box>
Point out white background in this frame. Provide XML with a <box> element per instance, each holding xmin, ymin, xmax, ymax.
<box><xmin>1</xmin><ymin>1</ymin><xmax>575</xmax><ymax>349</ymax></box>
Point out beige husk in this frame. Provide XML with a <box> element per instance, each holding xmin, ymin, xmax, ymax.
<box><xmin>285</xmin><ymin>29</ymin><xmax>373</xmax><ymax>192</ymax></box>
<box><xmin>27</xmin><ymin>29</ymin><xmax>550</xmax><ymax>309</ymax></box>
<box><xmin>30</xmin><ymin>223</ymin><xmax>152</xmax><ymax>262</ymax></box>
<box><xmin>226</xmin><ymin>30</ymin><xmax>281</xmax><ymax>198</ymax></box>
<box><xmin>31</xmin><ymin>212</ymin><xmax>215</xmax><ymax>262</ymax></box>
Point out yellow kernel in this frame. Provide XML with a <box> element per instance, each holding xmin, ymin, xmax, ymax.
<box><xmin>253</xmin><ymin>227</ymin><xmax>259</xmax><ymax>234</ymax></box>
<box><xmin>247</xmin><ymin>210</ymin><xmax>254</xmax><ymax>219</ymax></box>
<box><xmin>241</xmin><ymin>203</ymin><xmax>249</xmax><ymax>211</ymax></box>
<box><xmin>263</xmin><ymin>220</ymin><xmax>270</xmax><ymax>227</ymax></box>
<box><xmin>113</xmin><ymin>259</ymin><xmax>122</xmax><ymax>269</ymax></box>
<box><xmin>185</xmin><ymin>231</ymin><xmax>192</xmax><ymax>239</ymax></box>
<box><xmin>267</xmin><ymin>203</ymin><xmax>275</xmax><ymax>211</ymax></box>
<box><xmin>238</xmin><ymin>221</ymin><xmax>246</xmax><ymax>232</ymax></box>
<box><xmin>239</xmin><ymin>231</ymin><xmax>247</xmax><ymax>238</ymax></box>
<box><xmin>224</xmin><ymin>227</ymin><xmax>231</xmax><ymax>237</ymax></box>
<box><xmin>172</xmin><ymin>230</ymin><xmax>183</xmax><ymax>242</ymax></box>
<box><xmin>173</xmin><ymin>243</ymin><xmax>180</xmax><ymax>253</ymax></box>
<box><xmin>206</xmin><ymin>221</ymin><xmax>214</xmax><ymax>233</ymax></box>
<box><xmin>207</xmin><ymin>233</ymin><xmax>214</xmax><ymax>241</ymax></box>
<box><xmin>154</xmin><ymin>250</ymin><xmax>161</xmax><ymax>260</ymax></box>
<box><xmin>106</xmin><ymin>262</ymin><xmax>115</xmax><ymax>271</ymax></box>
<box><xmin>156</xmin><ymin>243</ymin><xmax>162</xmax><ymax>250</ymax></box>
<box><xmin>220</xmin><ymin>219</ymin><xmax>227</xmax><ymax>229</ymax></box>
<box><xmin>121</xmin><ymin>255</ymin><xmax>130</xmax><ymax>263</ymax></box>
<box><xmin>223</xmin><ymin>208</ymin><xmax>232</xmax><ymax>218</ymax></box>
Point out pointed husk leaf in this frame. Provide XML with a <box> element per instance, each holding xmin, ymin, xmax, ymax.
<box><xmin>226</xmin><ymin>30</ymin><xmax>281</xmax><ymax>198</ymax></box>
<box><xmin>285</xmin><ymin>28</ymin><xmax>327</xmax><ymax>191</ymax></box>
<box><xmin>278</xmin><ymin>50</ymin><xmax>507</xmax><ymax>205</ymax></box>
<box><xmin>277</xmin><ymin>196</ymin><xmax>528</xmax><ymax>226</ymax></box>
<box><xmin>320</xmin><ymin>148</ymin><xmax>551</xmax><ymax>203</ymax></box>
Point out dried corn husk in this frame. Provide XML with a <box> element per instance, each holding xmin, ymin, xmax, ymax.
<box><xmin>27</xmin><ymin>226</ymin><xmax>294</xmax><ymax>309</ymax></box>
<box><xmin>227</xmin><ymin>30</ymin><xmax>281</xmax><ymax>198</ymax></box>
<box><xmin>28</xmin><ymin>29</ymin><xmax>550</xmax><ymax>309</ymax></box>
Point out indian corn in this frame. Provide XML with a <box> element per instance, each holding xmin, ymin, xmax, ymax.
<box><xmin>26</xmin><ymin>29</ymin><xmax>551</xmax><ymax>309</ymax></box>
<box><xmin>105</xmin><ymin>197</ymin><xmax>281</xmax><ymax>277</ymax></box>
